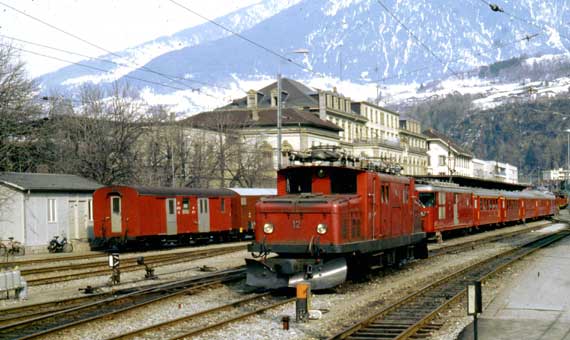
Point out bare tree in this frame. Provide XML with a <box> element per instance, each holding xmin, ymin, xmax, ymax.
<box><xmin>0</xmin><ymin>44</ymin><xmax>46</xmax><ymax>172</ymax></box>
<box><xmin>228</xmin><ymin>138</ymin><xmax>275</xmax><ymax>187</ymax></box>
<box><xmin>52</xmin><ymin>83</ymin><xmax>147</xmax><ymax>185</ymax></box>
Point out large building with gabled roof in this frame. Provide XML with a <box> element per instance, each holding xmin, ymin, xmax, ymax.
<box><xmin>186</xmin><ymin>77</ymin><xmax>429</xmax><ymax>177</ymax></box>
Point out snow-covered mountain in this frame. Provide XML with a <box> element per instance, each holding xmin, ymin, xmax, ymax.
<box><xmin>38</xmin><ymin>0</ymin><xmax>570</xmax><ymax>114</ymax></box>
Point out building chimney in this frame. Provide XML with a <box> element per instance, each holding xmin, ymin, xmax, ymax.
<box><xmin>271</xmin><ymin>88</ymin><xmax>278</xmax><ymax>107</ymax></box>
<box><xmin>318</xmin><ymin>91</ymin><xmax>327</xmax><ymax>120</ymax></box>
<box><xmin>247</xmin><ymin>89</ymin><xmax>257</xmax><ymax>108</ymax></box>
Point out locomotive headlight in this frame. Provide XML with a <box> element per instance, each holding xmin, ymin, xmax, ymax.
<box><xmin>263</xmin><ymin>223</ymin><xmax>274</xmax><ymax>234</ymax></box>
<box><xmin>316</xmin><ymin>223</ymin><xmax>328</xmax><ymax>235</ymax></box>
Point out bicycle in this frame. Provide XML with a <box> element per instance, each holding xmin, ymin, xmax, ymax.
<box><xmin>0</xmin><ymin>237</ymin><xmax>26</xmax><ymax>257</ymax></box>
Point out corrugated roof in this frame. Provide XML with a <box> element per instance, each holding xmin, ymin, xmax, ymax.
<box><xmin>228</xmin><ymin>188</ymin><xmax>277</xmax><ymax>196</ymax></box>
<box><xmin>0</xmin><ymin>172</ymin><xmax>102</xmax><ymax>192</ymax></box>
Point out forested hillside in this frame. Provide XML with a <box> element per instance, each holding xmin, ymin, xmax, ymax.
<box><xmin>401</xmin><ymin>94</ymin><xmax>570</xmax><ymax>177</ymax></box>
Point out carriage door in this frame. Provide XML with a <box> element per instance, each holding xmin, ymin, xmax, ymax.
<box><xmin>165</xmin><ymin>198</ymin><xmax>177</xmax><ymax>235</ymax></box>
<box><xmin>110</xmin><ymin>196</ymin><xmax>122</xmax><ymax>233</ymax></box>
<box><xmin>198</xmin><ymin>198</ymin><xmax>210</xmax><ymax>232</ymax></box>
<box><xmin>453</xmin><ymin>193</ymin><xmax>459</xmax><ymax>226</ymax></box>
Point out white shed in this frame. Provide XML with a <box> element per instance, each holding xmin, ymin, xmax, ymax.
<box><xmin>0</xmin><ymin>172</ymin><xmax>101</xmax><ymax>253</ymax></box>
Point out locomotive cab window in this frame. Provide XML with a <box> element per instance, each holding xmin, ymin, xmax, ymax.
<box><xmin>285</xmin><ymin>169</ymin><xmax>313</xmax><ymax>194</ymax></box>
<box><xmin>330</xmin><ymin>169</ymin><xmax>356</xmax><ymax>194</ymax></box>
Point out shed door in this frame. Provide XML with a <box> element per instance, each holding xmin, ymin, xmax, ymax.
<box><xmin>68</xmin><ymin>201</ymin><xmax>78</xmax><ymax>239</ymax></box>
<box><xmin>110</xmin><ymin>196</ymin><xmax>122</xmax><ymax>233</ymax></box>
<box><xmin>68</xmin><ymin>200</ymin><xmax>88</xmax><ymax>239</ymax></box>
<box><xmin>198</xmin><ymin>198</ymin><xmax>210</xmax><ymax>232</ymax></box>
<box><xmin>165</xmin><ymin>198</ymin><xmax>177</xmax><ymax>235</ymax></box>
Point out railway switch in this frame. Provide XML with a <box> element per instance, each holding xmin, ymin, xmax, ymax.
<box><xmin>136</xmin><ymin>256</ymin><xmax>157</xmax><ymax>280</ymax></box>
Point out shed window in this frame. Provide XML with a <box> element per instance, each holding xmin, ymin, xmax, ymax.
<box><xmin>88</xmin><ymin>199</ymin><xmax>93</xmax><ymax>221</ymax></box>
<box><xmin>47</xmin><ymin>199</ymin><xmax>57</xmax><ymax>223</ymax></box>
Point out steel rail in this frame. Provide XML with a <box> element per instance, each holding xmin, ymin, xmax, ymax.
<box><xmin>328</xmin><ymin>229</ymin><xmax>569</xmax><ymax>340</ymax></box>
<box><xmin>25</xmin><ymin>245</ymin><xmax>246</xmax><ymax>286</ymax></box>
<box><xmin>170</xmin><ymin>297</ymin><xmax>296</xmax><ymax>340</ymax></box>
<box><xmin>107</xmin><ymin>292</ymin><xmax>273</xmax><ymax>340</ymax></box>
<box><xmin>0</xmin><ymin>268</ymin><xmax>246</xmax><ymax>340</ymax></box>
<box><xmin>428</xmin><ymin>221</ymin><xmax>551</xmax><ymax>257</ymax></box>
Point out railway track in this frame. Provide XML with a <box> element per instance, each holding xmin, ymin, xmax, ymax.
<box><xmin>23</xmin><ymin>244</ymin><xmax>246</xmax><ymax>286</ymax></box>
<box><xmin>109</xmin><ymin>292</ymin><xmax>295</xmax><ymax>340</ymax></box>
<box><xmin>427</xmin><ymin>221</ymin><xmax>551</xmax><ymax>257</ymax></box>
<box><xmin>328</xmin><ymin>228</ymin><xmax>569</xmax><ymax>340</ymax></box>
<box><xmin>0</xmin><ymin>268</ymin><xmax>246</xmax><ymax>340</ymax></box>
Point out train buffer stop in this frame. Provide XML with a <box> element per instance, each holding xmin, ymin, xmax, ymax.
<box><xmin>458</xmin><ymin>223</ymin><xmax>570</xmax><ymax>340</ymax></box>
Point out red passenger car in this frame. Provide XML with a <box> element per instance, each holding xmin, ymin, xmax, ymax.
<box><xmin>92</xmin><ymin>186</ymin><xmax>275</xmax><ymax>248</ymax></box>
<box><xmin>416</xmin><ymin>183</ymin><xmax>555</xmax><ymax>239</ymax></box>
<box><xmin>246</xmin><ymin>149</ymin><xmax>426</xmax><ymax>290</ymax></box>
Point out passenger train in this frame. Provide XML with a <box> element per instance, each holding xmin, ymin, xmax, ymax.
<box><xmin>246</xmin><ymin>147</ymin><xmax>557</xmax><ymax>290</ymax></box>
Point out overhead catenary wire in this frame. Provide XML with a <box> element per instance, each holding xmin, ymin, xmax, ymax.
<box><xmin>0</xmin><ymin>42</ymin><xmax>192</xmax><ymax>93</ymax></box>
<box><xmin>375</xmin><ymin>0</ymin><xmax>461</xmax><ymax>79</ymax></box>
<box><xmin>372</xmin><ymin>32</ymin><xmax>542</xmax><ymax>83</ymax></box>
<box><xmin>0</xmin><ymin>33</ymin><xmax>232</xmax><ymax>91</ymax></box>
<box><xmin>475</xmin><ymin>0</ymin><xmax>570</xmax><ymax>44</ymax></box>
<box><xmin>0</xmin><ymin>1</ymin><xmax>220</xmax><ymax>92</ymax></box>
<box><xmin>165</xmin><ymin>0</ymin><xmax>319</xmax><ymax>77</ymax></box>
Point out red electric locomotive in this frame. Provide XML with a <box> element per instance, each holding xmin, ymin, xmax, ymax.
<box><xmin>92</xmin><ymin>186</ymin><xmax>275</xmax><ymax>248</ymax></box>
<box><xmin>246</xmin><ymin>149</ymin><xmax>427</xmax><ymax>290</ymax></box>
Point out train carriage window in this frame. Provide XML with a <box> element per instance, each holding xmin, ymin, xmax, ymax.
<box><xmin>419</xmin><ymin>193</ymin><xmax>435</xmax><ymax>207</ymax></box>
<box><xmin>438</xmin><ymin>192</ymin><xmax>446</xmax><ymax>219</ymax></box>
<box><xmin>403</xmin><ymin>185</ymin><xmax>409</xmax><ymax>204</ymax></box>
<box><xmin>182</xmin><ymin>198</ymin><xmax>190</xmax><ymax>214</ymax></box>
<box><xmin>112</xmin><ymin>197</ymin><xmax>120</xmax><ymax>213</ymax></box>
<box><xmin>168</xmin><ymin>199</ymin><xmax>175</xmax><ymax>215</ymax></box>
<box><xmin>220</xmin><ymin>198</ymin><xmax>225</xmax><ymax>212</ymax></box>
<box><xmin>385</xmin><ymin>185</ymin><xmax>390</xmax><ymax>202</ymax></box>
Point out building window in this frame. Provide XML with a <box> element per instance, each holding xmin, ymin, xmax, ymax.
<box><xmin>439</xmin><ymin>155</ymin><xmax>446</xmax><ymax>166</ymax></box>
<box><xmin>47</xmin><ymin>198</ymin><xmax>57</xmax><ymax>223</ymax></box>
<box><xmin>88</xmin><ymin>199</ymin><xmax>93</xmax><ymax>221</ymax></box>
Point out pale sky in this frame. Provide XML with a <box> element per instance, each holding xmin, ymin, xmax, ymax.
<box><xmin>0</xmin><ymin>0</ymin><xmax>259</xmax><ymax>77</ymax></box>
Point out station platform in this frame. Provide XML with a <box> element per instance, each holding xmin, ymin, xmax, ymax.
<box><xmin>457</xmin><ymin>222</ymin><xmax>570</xmax><ymax>340</ymax></box>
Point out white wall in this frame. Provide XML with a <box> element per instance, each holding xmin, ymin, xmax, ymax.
<box><xmin>25</xmin><ymin>192</ymin><xmax>94</xmax><ymax>247</ymax></box>
<box><xmin>0</xmin><ymin>186</ymin><xmax>24</xmax><ymax>243</ymax></box>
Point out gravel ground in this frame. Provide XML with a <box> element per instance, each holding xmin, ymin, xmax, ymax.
<box><xmin>1</xmin><ymin>220</ymin><xmax>560</xmax><ymax>340</ymax></box>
